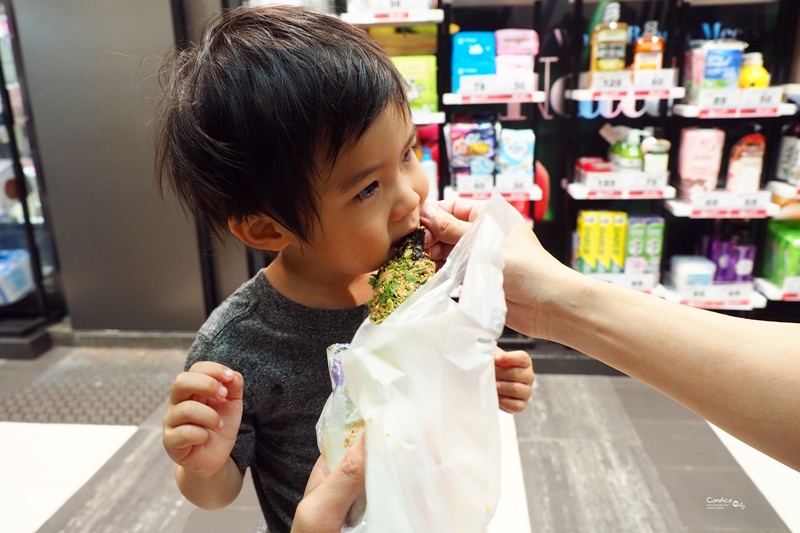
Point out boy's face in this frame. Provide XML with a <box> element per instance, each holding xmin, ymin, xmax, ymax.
<box><xmin>299</xmin><ymin>105</ymin><xmax>429</xmax><ymax>278</ymax></box>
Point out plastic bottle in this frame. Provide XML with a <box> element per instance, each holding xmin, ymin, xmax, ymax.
<box><xmin>739</xmin><ymin>52</ymin><xmax>770</xmax><ymax>88</ymax></box>
<box><xmin>726</xmin><ymin>123</ymin><xmax>766</xmax><ymax>193</ymax></box>
<box><xmin>590</xmin><ymin>2</ymin><xmax>628</xmax><ymax>73</ymax></box>
<box><xmin>776</xmin><ymin>119</ymin><xmax>800</xmax><ymax>185</ymax></box>
<box><xmin>420</xmin><ymin>147</ymin><xmax>439</xmax><ymax>201</ymax></box>
<box><xmin>611</xmin><ymin>130</ymin><xmax>643</xmax><ymax>171</ymax></box>
<box><xmin>633</xmin><ymin>20</ymin><xmax>664</xmax><ymax>70</ymax></box>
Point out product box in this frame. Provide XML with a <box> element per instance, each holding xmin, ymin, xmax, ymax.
<box><xmin>624</xmin><ymin>217</ymin><xmax>648</xmax><ymax>274</ymax></box>
<box><xmin>644</xmin><ymin>217</ymin><xmax>665</xmax><ymax>274</ymax></box>
<box><xmin>495</xmin><ymin>28</ymin><xmax>539</xmax><ymax>57</ymax></box>
<box><xmin>684</xmin><ymin>39</ymin><xmax>747</xmax><ymax>104</ymax></box>
<box><xmin>596</xmin><ymin>212</ymin><xmax>614</xmax><ymax>273</ymax></box>
<box><xmin>763</xmin><ymin>220</ymin><xmax>800</xmax><ymax>289</ymax></box>
<box><xmin>392</xmin><ymin>55</ymin><xmax>438</xmax><ymax>113</ymax></box>
<box><xmin>670</xmin><ymin>255</ymin><xmax>716</xmax><ymax>291</ymax></box>
<box><xmin>452</xmin><ymin>62</ymin><xmax>496</xmax><ymax>93</ymax></box>
<box><xmin>447</xmin><ymin>122</ymin><xmax>496</xmax><ymax>178</ymax></box>
<box><xmin>495</xmin><ymin>54</ymin><xmax>534</xmax><ymax>74</ymax></box>
<box><xmin>576</xmin><ymin>210</ymin><xmax>600</xmax><ymax>274</ymax></box>
<box><xmin>496</xmin><ymin>128</ymin><xmax>535</xmax><ymax>175</ymax></box>
<box><xmin>611</xmin><ymin>212</ymin><xmax>628</xmax><ymax>274</ymax></box>
<box><xmin>452</xmin><ymin>32</ymin><xmax>496</xmax><ymax>65</ymax></box>
<box><xmin>0</xmin><ymin>249</ymin><xmax>33</xmax><ymax>305</ymax></box>
<box><xmin>678</xmin><ymin>127</ymin><xmax>725</xmax><ymax>202</ymax></box>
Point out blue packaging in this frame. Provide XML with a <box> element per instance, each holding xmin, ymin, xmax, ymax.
<box><xmin>451</xmin><ymin>32</ymin><xmax>496</xmax><ymax>65</ymax></box>
<box><xmin>451</xmin><ymin>62</ymin><xmax>495</xmax><ymax>93</ymax></box>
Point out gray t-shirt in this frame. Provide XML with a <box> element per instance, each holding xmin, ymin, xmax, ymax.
<box><xmin>185</xmin><ymin>270</ymin><xmax>368</xmax><ymax>533</ymax></box>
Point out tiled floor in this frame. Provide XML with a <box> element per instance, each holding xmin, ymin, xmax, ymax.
<box><xmin>0</xmin><ymin>342</ymin><xmax>797</xmax><ymax>533</ymax></box>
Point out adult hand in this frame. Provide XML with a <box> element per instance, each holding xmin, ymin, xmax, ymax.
<box><xmin>421</xmin><ymin>199</ymin><xmax>579</xmax><ymax>341</ymax></box>
<box><xmin>292</xmin><ymin>437</ymin><xmax>366</xmax><ymax>533</ymax></box>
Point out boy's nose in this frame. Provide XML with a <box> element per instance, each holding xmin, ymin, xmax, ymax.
<box><xmin>393</xmin><ymin>169</ymin><xmax>427</xmax><ymax>221</ymax></box>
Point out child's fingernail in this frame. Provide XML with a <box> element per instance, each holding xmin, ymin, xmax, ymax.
<box><xmin>421</xmin><ymin>203</ymin><xmax>436</xmax><ymax>219</ymax></box>
<box><xmin>223</xmin><ymin>369</ymin><xmax>234</xmax><ymax>379</ymax></box>
<box><xmin>218</xmin><ymin>386</ymin><xmax>228</xmax><ymax>398</ymax></box>
<box><xmin>217</xmin><ymin>418</ymin><xmax>224</xmax><ymax>430</ymax></box>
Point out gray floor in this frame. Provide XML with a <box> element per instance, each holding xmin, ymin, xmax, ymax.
<box><xmin>0</xmin><ymin>342</ymin><xmax>791</xmax><ymax>533</ymax></box>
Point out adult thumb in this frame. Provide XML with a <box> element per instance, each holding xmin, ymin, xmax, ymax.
<box><xmin>421</xmin><ymin>202</ymin><xmax>473</xmax><ymax>246</ymax></box>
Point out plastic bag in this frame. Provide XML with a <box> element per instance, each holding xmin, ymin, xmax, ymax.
<box><xmin>316</xmin><ymin>194</ymin><xmax>520</xmax><ymax>532</ymax></box>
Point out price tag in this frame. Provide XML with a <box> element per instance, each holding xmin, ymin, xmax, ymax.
<box><xmin>372</xmin><ymin>0</ymin><xmax>428</xmax><ymax>10</ymax></box>
<box><xmin>783</xmin><ymin>276</ymin><xmax>800</xmax><ymax>294</ymax></box>
<box><xmin>458</xmin><ymin>73</ymin><xmax>535</xmax><ymax>96</ymax></box>
<box><xmin>581</xmin><ymin>170</ymin><xmax>669</xmax><ymax>191</ymax></box>
<box><xmin>691</xmin><ymin>190</ymin><xmax>771</xmax><ymax>217</ymax></box>
<box><xmin>590</xmin><ymin>71</ymin><xmax>632</xmax><ymax>91</ymax></box>
<box><xmin>495</xmin><ymin>173</ymin><xmax>533</xmax><ymax>192</ymax></box>
<box><xmin>632</xmin><ymin>69</ymin><xmax>676</xmax><ymax>90</ymax></box>
<box><xmin>456</xmin><ymin>174</ymin><xmax>493</xmax><ymax>193</ymax></box>
<box><xmin>697</xmin><ymin>88</ymin><xmax>740</xmax><ymax>109</ymax></box>
<box><xmin>679</xmin><ymin>282</ymin><xmax>753</xmax><ymax>307</ymax></box>
<box><xmin>739</xmin><ymin>87</ymin><xmax>783</xmax><ymax>108</ymax></box>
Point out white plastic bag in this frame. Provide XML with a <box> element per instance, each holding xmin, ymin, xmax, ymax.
<box><xmin>317</xmin><ymin>194</ymin><xmax>520</xmax><ymax>532</ymax></box>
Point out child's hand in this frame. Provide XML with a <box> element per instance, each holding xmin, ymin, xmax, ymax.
<box><xmin>162</xmin><ymin>362</ymin><xmax>244</xmax><ymax>477</ymax></box>
<box><xmin>494</xmin><ymin>348</ymin><xmax>534</xmax><ymax>414</ymax></box>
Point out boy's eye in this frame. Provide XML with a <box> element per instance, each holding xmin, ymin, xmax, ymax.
<box><xmin>402</xmin><ymin>146</ymin><xmax>419</xmax><ymax>164</ymax></box>
<box><xmin>356</xmin><ymin>180</ymin><xmax>379</xmax><ymax>202</ymax></box>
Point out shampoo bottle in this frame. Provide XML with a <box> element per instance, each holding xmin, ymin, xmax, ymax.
<box><xmin>633</xmin><ymin>20</ymin><xmax>664</xmax><ymax>70</ymax></box>
<box><xmin>420</xmin><ymin>147</ymin><xmax>439</xmax><ymax>202</ymax></box>
<box><xmin>590</xmin><ymin>2</ymin><xmax>628</xmax><ymax>73</ymax></box>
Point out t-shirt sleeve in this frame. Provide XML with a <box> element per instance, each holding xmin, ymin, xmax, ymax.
<box><xmin>185</xmin><ymin>333</ymin><xmax>257</xmax><ymax>470</ymax></box>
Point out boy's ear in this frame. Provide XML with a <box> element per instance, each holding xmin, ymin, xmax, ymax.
<box><xmin>228</xmin><ymin>214</ymin><xmax>294</xmax><ymax>252</ymax></box>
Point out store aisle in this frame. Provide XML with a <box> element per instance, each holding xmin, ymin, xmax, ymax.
<box><xmin>0</xmin><ymin>345</ymin><xmax>795</xmax><ymax>533</ymax></box>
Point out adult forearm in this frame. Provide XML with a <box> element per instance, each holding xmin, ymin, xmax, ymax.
<box><xmin>539</xmin><ymin>274</ymin><xmax>800</xmax><ymax>471</ymax></box>
<box><xmin>176</xmin><ymin>457</ymin><xmax>245</xmax><ymax>509</ymax></box>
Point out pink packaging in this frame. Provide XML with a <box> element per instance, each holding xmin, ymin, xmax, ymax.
<box><xmin>495</xmin><ymin>54</ymin><xmax>534</xmax><ymax>74</ymax></box>
<box><xmin>678</xmin><ymin>128</ymin><xmax>725</xmax><ymax>200</ymax></box>
<box><xmin>495</xmin><ymin>29</ymin><xmax>539</xmax><ymax>57</ymax></box>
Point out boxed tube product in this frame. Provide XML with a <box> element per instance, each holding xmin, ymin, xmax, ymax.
<box><xmin>624</xmin><ymin>217</ymin><xmax>647</xmax><ymax>274</ymax></box>
<box><xmin>611</xmin><ymin>212</ymin><xmax>628</xmax><ymax>274</ymax></box>
<box><xmin>391</xmin><ymin>55</ymin><xmax>438</xmax><ymax>113</ymax></box>
<box><xmin>576</xmin><ymin>210</ymin><xmax>600</xmax><ymax>274</ymax></box>
<box><xmin>678</xmin><ymin>127</ymin><xmax>725</xmax><ymax>203</ymax></box>
<box><xmin>644</xmin><ymin>217</ymin><xmax>665</xmax><ymax>275</ymax></box>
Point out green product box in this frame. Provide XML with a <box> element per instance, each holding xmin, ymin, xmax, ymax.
<box><xmin>644</xmin><ymin>217</ymin><xmax>665</xmax><ymax>274</ymax></box>
<box><xmin>391</xmin><ymin>55</ymin><xmax>438</xmax><ymax>113</ymax></box>
<box><xmin>764</xmin><ymin>221</ymin><xmax>800</xmax><ymax>288</ymax></box>
<box><xmin>624</xmin><ymin>217</ymin><xmax>647</xmax><ymax>274</ymax></box>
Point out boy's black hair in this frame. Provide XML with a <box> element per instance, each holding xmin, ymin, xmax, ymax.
<box><xmin>155</xmin><ymin>6</ymin><xmax>408</xmax><ymax>241</ymax></box>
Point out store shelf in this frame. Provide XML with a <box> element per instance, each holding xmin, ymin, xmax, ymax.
<box><xmin>655</xmin><ymin>283</ymin><xmax>767</xmax><ymax>311</ymax></box>
<box><xmin>411</xmin><ymin>110</ymin><xmax>445</xmax><ymax>125</ymax></box>
<box><xmin>340</xmin><ymin>9</ymin><xmax>444</xmax><ymax>26</ymax></box>
<box><xmin>682</xmin><ymin>0</ymin><xmax>774</xmax><ymax>4</ymax></box>
<box><xmin>566</xmin><ymin>182</ymin><xmax>676</xmax><ymax>200</ymax></box>
<box><xmin>785</xmin><ymin>84</ymin><xmax>800</xmax><ymax>102</ymax></box>
<box><xmin>665</xmin><ymin>189</ymin><xmax>779</xmax><ymax>219</ymax></box>
<box><xmin>585</xmin><ymin>273</ymin><xmax>660</xmax><ymax>292</ymax></box>
<box><xmin>443</xmin><ymin>92</ymin><xmax>546</xmax><ymax>105</ymax></box>
<box><xmin>567</xmin><ymin>87</ymin><xmax>685</xmax><ymax>101</ymax></box>
<box><xmin>445</xmin><ymin>0</ymin><xmax>537</xmax><ymax>6</ymax></box>
<box><xmin>755</xmin><ymin>277</ymin><xmax>800</xmax><ymax>302</ymax></box>
<box><xmin>443</xmin><ymin>184</ymin><xmax>542</xmax><ymax>202</ymax></box>
<box><xmin>672</xmin><ymin>102</ymin><xmax>797</xmax><ymax>119</ymax></box>
<box><xmin>767</xmin><ymin>180</ymin><xmax>800</xmax><ymax>200</ymax></box>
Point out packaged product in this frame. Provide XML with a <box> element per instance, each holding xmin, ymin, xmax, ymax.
<box><xmin>494</xmin><ymin>28</ymin><xmax>539</xmax><ymax>56</ymax></box>
<box><xmin>447</xmin><ymin>122</ymin><xmax>497</xmax><ymax>179</ymax></box>
<box><xmin>726</xmin><ymin>130</ymin><xmax>765</xmax><ymax>193</ymax></box>
<box><xmin>496</xmin><ymin>128</ymin><xmax>535</xmax><ymax>175</ymax></box>
<box><xmin>678</xmin><ymin>127</ymin><xmax>725</xmax><ymax>202</ymax></box>
<box><xmin>576</xmin><ymin>210</ymin><xmax>600</xmax><ymax>274</ymax></box>
<box><xmin>684</xmin><ymin>39</ymin><xmax>748</xmax><ymax>104</ymax></box>
<box><xmin>763</xmin><ymin>221</ymin><xmax>800</xmax><ymax>290</ymax></box>
<box><xmin>391</xmin><ymin>55</ymin><xmax>438</xmax><ymax>113</ymax></box>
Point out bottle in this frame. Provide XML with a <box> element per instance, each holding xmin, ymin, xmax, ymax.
<box><xmin>739</xmin><ymin>52</ymin><xmax>770</xmax><ymax>88</ymax></box>
<box><xmin>633</xmin><ymin>20</ymin><xmax>664</xmax><ymax>70</ymax></box>
<box><xmin>590</xmin><ymin>2</ymin><xmax>628</xmax><ymax>73</ymax></box>
<box><xmin>420</xmin><ymin>147</ymin><xmax>439</xmax><ymax>202</ymax></box>
<box><xmin>726</xmin><ymin>123</ymin><xmax>766</xmax><ymax>193</ymax></box>
<box><xmin>776</xmin><ymin>119</ymin><xmax>800</xmax><ymax>185</ymax></box>
<box><xmin>611</xmin><ymin>130</ymin><xmax>643</xmax><ymax>171</ymax></box>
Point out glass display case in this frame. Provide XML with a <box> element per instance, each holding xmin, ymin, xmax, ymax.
<box><xmin>0</xmin><ymin>3</ymin><xmax>64</xmax><ymax>358</ymax></box>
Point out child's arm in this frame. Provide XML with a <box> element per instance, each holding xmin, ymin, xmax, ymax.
<box><xmin>494</xmin><ymin>348</ymin><xmax>534</xmax><ymax>414</ymax></box>
<box><xmin>162</xmin><ymin>361</ymin><xmax>246</xmax><ymax>509</ymax></box>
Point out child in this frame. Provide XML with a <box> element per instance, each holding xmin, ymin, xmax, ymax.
<box><xmin>157</xmin><ymin>6</ymin><xmax>534</xmax><ymax>533</ymax></box>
